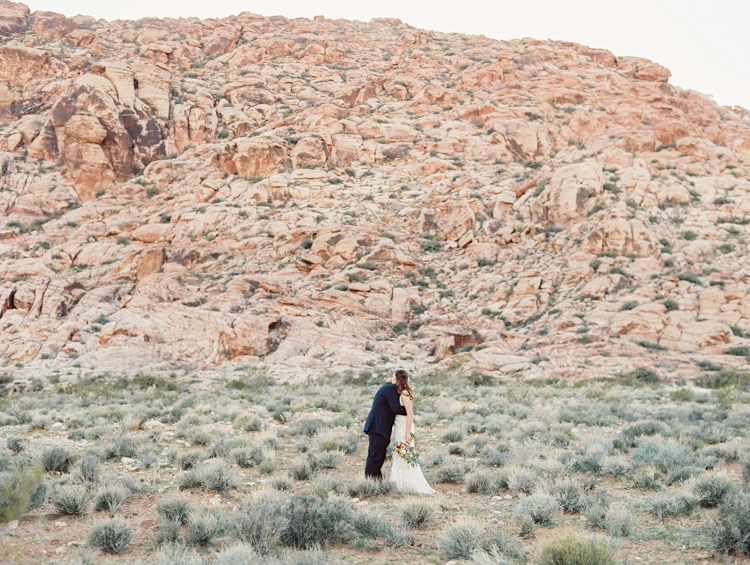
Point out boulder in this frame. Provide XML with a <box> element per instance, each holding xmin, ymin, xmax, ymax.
<box><xmin>133</xmin><ymin>64</ymin><xmax>171</xmax><ymax>119</ymax></box>
<box><xmin>61</xmin><ymin>142</ymin><xmax>114</xmax><ymax>201</ymax></box>
<box><xmin>437</xmin><ymin>205</ymin><xmax>476</xmax><ymax>241</ymax></box>
<box><xmin>204</xmin><ymin>27</ymin><xmax>240</xmax><ymax>57</ymax></box>
<box><xmin>679</xmin><ymin>321</ymin><xmax>733</xmax><ymax>349</ymax></box>
<box><xmin>580</xmin><ymin>274</ymin><xmax>629</xmax><ymax>299</ymax></box>
<box><xmin>290</xmin><ymin>135</ymin><xmax>327</xmax><ymax>169</ymax></box>
<box><xmin>31</xmin><ymin>10</ymin><xmax>76</xmax><ymax>39</ymax></box>
<box><xmin>0</xmin><ymin>1</ymin><xmax>29</xmax><ymax>36</ymax></box>
<box><xmin>232</xmin><ymin>136</ymin><xmax>287</xmax><ymax>179</ymax></box>
<box><xmin>0</xmin><ymin>42</ymin><xmax>50</xmax><ymax>86</ymax></box>
<box><xmin>64</xmin><ymin>113</ymin><xmax>107</xmax><ymax>144</ymax></box>
<box><xmin>618</xmin><ymin>56</ymin><xmax>671</xmax><ymax>83</ymax></box>
<box><xmin>583</xmin><ymin>218</ymin><xmax>654</xmax><ymax>257</ymax></box>
<box><xmin>485</xmin><ymin>118</ymin><xmax>550</xmax><ymax>161</ymax></box>
<box><xmin>610</xmin><ymin>302</ymin><xmax>667</xmax><ymax>341</ymax></box>
<box><xmin>329</xmin><ymin>134</ymin><xmax>362</xmax><ymax>168</ymax></box>
<box><xmin>214</xmin><ymin>314</ymin><xmax>282</xmax><ymax>360</ymax></box>
<box><xmin>531</xmin><ymin>162</ymin><xmax>604</xmax><ymax>225</ymax></box>
<box><xmin>433</xmin><ymin>326</ymin><xmax>482</xmax><ymax>357</ymax></box>
<box><xmin>65</xmin><ymin>29</ymin><xmax>95</xmax><ymax>47</ymax></box>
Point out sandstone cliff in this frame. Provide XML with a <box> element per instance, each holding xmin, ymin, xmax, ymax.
<box><xmin>0</xmin><ymin>2</ymin><xmax>749</xmax><ymax>381</ymax></box>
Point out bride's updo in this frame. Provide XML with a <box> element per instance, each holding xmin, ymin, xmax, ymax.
<box><xmin>394</xmin><ymin>369</ymin><xmax>413</xmax><ymax>399</ymax></box>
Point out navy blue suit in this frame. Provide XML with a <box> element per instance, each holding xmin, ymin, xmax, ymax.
<box><xmin>364</xmin><ymin>383</ymin><xmax>407</xmax><ymax>479</ymax></box>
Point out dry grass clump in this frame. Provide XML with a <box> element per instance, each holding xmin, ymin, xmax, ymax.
<box><xmin>93</xmin><ymin>484</ymin><xmax>130</xmax><ymax>514</ymax></box>
<box><xmin>51</xmin><ymin>486</ymin><xmax>91</xmax><ymax>516</ymax></box>
<box><xmin>398</xmin><ymin>497</ymin><xmax>436</xmax><ymax>529</ymax></box>
<box><xmin>89</xmin><ymin>519</ymin><xmax>132</xmax><ymax>554</ymax></box>
<box><xmin>538</xmin><ymin>533</ymin><xmax>616</xmax><ymax>565</ymax></box>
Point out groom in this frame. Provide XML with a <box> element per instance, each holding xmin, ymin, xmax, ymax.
<box><xmin>363</xmin><ymin>374</ymin><xmax>407</xmax><ymax>479</ymax></box>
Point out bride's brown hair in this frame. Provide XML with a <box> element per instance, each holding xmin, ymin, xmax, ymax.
<box><xmin>394</xmin><ymin>369</ymin><xmax>413</xmax><ymax>399</ymax></box>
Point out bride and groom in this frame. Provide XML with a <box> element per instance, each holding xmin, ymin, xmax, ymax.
<box><xmin>363</xmin><ymin>369</ymin><xmax>436</xmax><ymax>494</ymax></box>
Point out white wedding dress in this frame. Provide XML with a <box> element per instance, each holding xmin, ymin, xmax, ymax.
<box><xmin>390</xmin><ymin>395</ymin><xmax>437</xmax><ymax>494</ymax></box>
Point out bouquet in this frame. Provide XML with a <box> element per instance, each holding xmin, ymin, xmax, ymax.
<box><xmin>394</xmin><ymin>433</ymin><xmax>421</xmax><ymax>467</ymax></box>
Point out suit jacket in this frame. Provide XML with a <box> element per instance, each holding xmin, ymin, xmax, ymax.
<box><xmin>364</xmin><ymin>383</ymin><xmax>407</xmax><ymax>439</ymax></box>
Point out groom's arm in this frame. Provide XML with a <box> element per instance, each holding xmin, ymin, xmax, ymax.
<box><xmin>385</xmin><ymin>388</ymin><xmax>407</xmax><ymax>416</ymax></box>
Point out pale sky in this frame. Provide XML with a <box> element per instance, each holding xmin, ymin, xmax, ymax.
<box><xmin>27</xmin><ymin>0</ymin><xmax>750</xmax><ymax>111</ymax></box>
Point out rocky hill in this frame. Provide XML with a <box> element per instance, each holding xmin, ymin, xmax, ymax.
<box><xmin>1</xmin><ymin>0</ymin><xmax>749</xmax><ymax>383</ymax></box>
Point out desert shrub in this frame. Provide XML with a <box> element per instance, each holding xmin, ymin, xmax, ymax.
<box><xmin>310</xmin><ymin>451</ymin><xmax>343</xmax><ymax>470</ymax></box>
<box><xmin>6</xmin><ymin>437</ymin><xmax>25</xmax><ymax>455</ymax></box>
<box><xmin>466</xmin><ymin>470</ymin><xmax>495</xmax><ymax>494</ymax></box>
<box><xmin>440</xmin><ymin>519</ymin><xmax>485</xmax><ymax>559</ymax></box>
<box><xmin>620</xmin><ymin>367</ymin><xmax>660</xmax><ymax>386</ymax></box>
<box><xmin>424</xmin><ymin>450</ymin><xmax>447</xmax><ymax>467</ymax></box>
<box><xmin>346</xmin><ymin>477</ymin><xmax>392</xmax><ymax>498</ymax></box>
<box><xmin>154</xmin><ymin>519</ymin><xmax>181</xmax><ymax>545</ymax></box>
<box><xmin>631</xmin><ymin>464</ymin><xmax>664</xmax><ymax>490</ymax></box>
<box><xmin>599</xmin><ymin>454</ymin><xmax>632</xmax><ymax>478</ymax></box>
<box><xmin>102</xmin><ymin>435</ymin><xmax>138</xmax><ymax>459</ymax></box>
<box><xmin>538</xmin><ymin>534</ymin><xmax>616</xmax><ymax>565</ymax></box>
<box><xmin>280</xmin><ymin>493</ymin><xmax>353</xmax><ymax>549</ymax></box>
<box><xmin>51</xmin><ymin>486</ymin><xmax>91</xmax><ymax>516</ymax></box>
<box><xmin>42</xmin><ymin>446</ymin><xmax>76</xmax><ymax>473</ymax></box>
<box><xmin>579</xmin><ymin>491</ymin><xmax>611</xmax><ymax>529</ymax></box>
<box><xmin>351</xmin><ymin>507</ymin><xmax>396</xmax><ymax>540</ymax></box>
<box><xmin>504</xmin><ymin>465</ymin><xmax>537</xmax><ymax>494</ymax></box>
<box><xmin>232</xmin><ymin>446</ymin><xmax>265</xmax><ymax>468</ymax></box>
<box><xmin>511</xmin><ymin>492</ymin><xmax>561</xmax><ymax>527</ymax></box>
<box><xmin>88</xmin><ymin>519</ymin><xmax>132</xmax><ymax>554</ymax></box>
<box><xmin>186</xmin><ymin>508</ymin><xmax>220</xmax><ymax>546</ymax></box>
<box><xmin>702</xmin><ymin>492</ymin><xmax>750</xmax><ymax>555</ymax></box>
<box><xmin>316</xmin><ymin>432</ymin><xmax>359</xmax><ymax>455</ymax></box>
<box><xmin>295</xmin><ymin>418</ymin><xmax>326</xmax><ymax>438</ymax></box>
<box><xmin>481</xmin><ymin>527</ymin><xmax>524</xmax><ymax>560</ymax></box>
<box><xmin>549</xmin><ymin>479</ymin><xmax>584</xmax><ymax>512</ymax></box>
<box><xmin>139</xmin><ymin>449</ymin><xmax>158</xmax><ymax>469</ymax></box>
<box><xmin>94</xmin><ymin>484</ymin><xmax>130</xmax><ymax>514</ymax></box>
<box><xmin>572</xmin><ymin>446</ymin><xmax>604</xmax><ymax>475</ymax></box>
<box><xmin>189</xmin><ymin>428</ymin><xmax>212</xmax><ymax>446</ymax></box>
<box><xmin>77</xmin><ymin>455</ymin><xmax>101</xmax><ymax>485</ymax></box>
<box><xmin>437</xmin><ymin>462</ymin><xmax>466</xmax><ymax>484</ymax></box>
<box><xmin>289</xmin><ymin>458</ymin><xmax>315</xmax><ymax>481</ymax></box>
<box><xmin>272</xmin><ymin>550</ymin><xmax>333</xmax><ymax>565</ymax></box>
<box><xmin>631</xmin><ymin>439</ymin><xmax>693</xmax><ymax>474</ymax></box>
<box><xmin>271</xmin><ymin>476</ymin><xmax>293</xmax><ymax>491</ymax></box>
<box><xmin>259</xmin><ymin>459</ymin><xmax>277</xmax><ymax>475</ymax></box>
<box><xmin>443</xmin><ymin>429</ymin><xmax>464</xmax><ymax>443</ymax></box>
<box><xmin>213</xmin><ymin>544</ymin><xmax>257</xmax><ymax>565</ymax></box>
<box><xmin>0</xmin><ymin>467</ymin><xmax>44</xmax><ymax>521</ymax></box>
<box><xmin>155</xmin><ymin>546</ymin><xmax>205</xmax><ymax>565</ymax></box>
<box><xmin>694</xmin><ymin>367</ymin><xmax>750</xmax><ymax>391</ymax></box>
<box><xmin>229</xmin><ymin>491</ymin><xmax>288</xmax><ymax>554</ymax></box>
<box><xmin>647</xmin><ymin>493</ymin><xmax>698</xmax><ymax>520</ymax></box>
<box><xmin>617</xmin><ymin>420</ymin><xmax>669</xmax><ymax>445</ymax></box>
<box><xmin>156</xmin><ymin>496</ymin><xmax>191</xmax><ymax>524</ymax></box>
<box><xmin>177</xmin><ymin>451</ymin><xmax>202</xmax><ymax>470</ymax></box>
<box><xmin>603</xmin><ymin>508</ymin><xmax>633</xmax><ymax>537</ymax></box>
<box><xmin>399</xmin><ymin>497</ymin><xmax>436</xmax><ymax>529</ymax></box>
<box><xmin>740</xmin><ymin>450</ymin><xmax>750</xmax><ymax>484</ymax></box>
<box><xmin>689</xmin><ymin>472</ymin><xmax>737</xmax><ymax>507</ymax></box>
<box><xmin>470</xmin><ymin>546</ymin><xmax>516</xmax><ymax>565</ymax></box>
<box><xmin>181</xmin><ymin>461</ymin><xmax>239</xmax><ymax>493</ymax></box>
<box><xmin>483</xmin><ymin>448</ymin><xmax>510</xmax><ymax>468</ymax></box>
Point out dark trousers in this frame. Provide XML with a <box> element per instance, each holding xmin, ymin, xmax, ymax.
<box><xmin>364</xmin><ymin>432</ymin><xmax>390</xmax><ymax>479</ymax></box>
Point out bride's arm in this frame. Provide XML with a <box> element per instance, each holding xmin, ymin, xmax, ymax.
<box><xmin>402</xmin><ymin>393</ymin><xmax>414</xmax><ymax>444</ymax></box>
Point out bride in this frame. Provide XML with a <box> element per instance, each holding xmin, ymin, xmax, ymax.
<box><xmin>389</xmin><ymin>369</ymin><xmax>437</xmax><ymax>494</ymax></box>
